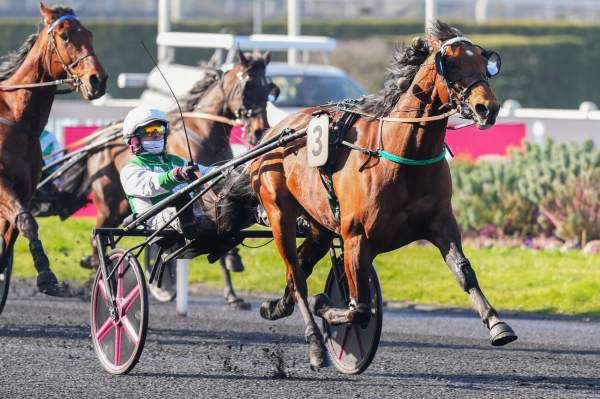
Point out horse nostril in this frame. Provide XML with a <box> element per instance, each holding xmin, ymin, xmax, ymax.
<box><xmin>89</xmin><ymin>74</ymin><xmax>107</xmax><ymax>94</ymax></box>
<box><xmin>475</xmin><ymin>103</ymin><xmax>489</xmax><ymax>118</ymax></box>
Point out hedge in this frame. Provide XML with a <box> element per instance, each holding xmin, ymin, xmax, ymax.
<box><xmin>0</xmin><ymin>18</ymin><xmax>597</xmax><ymax>106</ymax></box>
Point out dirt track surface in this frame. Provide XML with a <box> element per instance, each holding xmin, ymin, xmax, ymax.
<box><xmin>1</xmin><ymin>282</ymin><xmax>600</xmax><ymax>398</ymax></box>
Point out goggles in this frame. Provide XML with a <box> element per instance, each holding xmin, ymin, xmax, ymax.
<box><xmin>136</xmin><ymin>123</ymin><xmax>167</xmax><ymax>137</ymax></box>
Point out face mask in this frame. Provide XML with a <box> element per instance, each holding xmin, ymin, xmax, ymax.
<box><xmin>142</xmin><ymin>139</ymin><xmax>164</xmax><ymax>154</ymax></box>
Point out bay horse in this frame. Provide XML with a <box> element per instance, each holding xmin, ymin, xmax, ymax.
<box><xmin>0</xmin><ymin>4</ymin><xmax>107</xmax><ymax>296</ymax></box>
<box><xmin>63</xmin><ymin>51</ymin><xmax>273</xmax><ymax>307</ymax></box>
<box><xmin>249</xmin><ymin>21</ymin><xmax>516</xmax><ymax>368</ymax></box>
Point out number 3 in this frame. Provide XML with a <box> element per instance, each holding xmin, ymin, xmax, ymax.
<box><xmin>312</xmin><ymin>125</ymin><xmax>323</xmax><ymax>156</ymax></box>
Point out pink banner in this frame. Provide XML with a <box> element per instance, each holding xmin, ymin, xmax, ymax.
<box><xmin>64</xmin><ymin>126</ymin><xmax>99</xmax><ymax>217</ymax></box>
<box><xmin>446</xmin><ymin>123</ymin><xmax>526</xmax><ymax>161</ymax></box>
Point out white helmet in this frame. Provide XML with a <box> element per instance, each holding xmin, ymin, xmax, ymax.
<box><xmin>122</xmin><ymin>106</ymin><xmax>169</xmax><ymax>142</ymax></box>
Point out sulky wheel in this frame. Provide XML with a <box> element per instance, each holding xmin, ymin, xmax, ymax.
<box><xmin>90</xmin><ymin>248</ymin><xmax>148</xmax><ymax>375</ymax></box>
<box><xmin>0</xmin><ymin>247</ymin><xmax>13</xmax><ymax>315</ymax></box>
<box><xmin>144</xmin><ymin>243</ymin><xmax>176</xmax><ymax>303</ymax></box>
<box><xmin>322</xmin><ymin>264</ymin><xmax>383</xmax><ymax>375</ymax></box>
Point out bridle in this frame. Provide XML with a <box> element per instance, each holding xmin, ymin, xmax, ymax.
<box><xmin>0</xmin><ymin>14</ymin><xmax>88</xmax><ymax>94</ymax></box>
<box><xmin>435</xmin><ymin>36</ymin><xmax>500</xmax><ymax>119</ymax></box>
<box><xmin>220</xmin><ymin>66</ymin><xmax>272</xmax><ymax>134</ymax></box>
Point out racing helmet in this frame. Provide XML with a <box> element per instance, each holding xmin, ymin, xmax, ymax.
<box><xmin>122</xmin><ymin>106</ymin><xmax>169</xmax><ymax>143</ymax></box>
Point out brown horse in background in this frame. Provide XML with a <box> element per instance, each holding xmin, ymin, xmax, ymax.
<box><xmin>75</xmin><ymin>51</ymin><xmax>273</xmax><ymax>306</ymax></box>
<box><xmin>250</xmin><ymin>21</ymin><xmax>515</xmax><ymax>368</ymax></box>
<box><xmin>0</xmin><ymin>4</ymin><xmax>106</xmax><ymax>297</ymax></box>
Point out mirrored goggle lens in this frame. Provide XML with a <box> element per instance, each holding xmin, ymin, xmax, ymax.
<box><xmin>139</xmin><ymin>124</ymin><xmax>166</xmax><ymax>136</ymax></box>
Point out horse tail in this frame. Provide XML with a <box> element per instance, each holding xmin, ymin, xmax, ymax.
<box><xmin>214</xmin><ymin>165</ymin><xmax>258</xmax><ymax>235</ymax></box>
<box><xmin>51</xmin><ymin>153</ymin><xmax>93</xmax><ymax>219</ymax></box>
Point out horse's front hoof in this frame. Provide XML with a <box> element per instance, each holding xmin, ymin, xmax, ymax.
<box><xmin>226</xmin><ymin>298</ymin><xmax>251</xmax><ymax>311</ymax></box>
<box><xmin>490</xmin><ymin>322</ymin><xmax>518</xmax><ymax>346</ymax></box>
<box><xmin>307</xmin><ymin>333</ymin><xmax>328</xmax><ymax>370</ymax></box>
<box><xmin>309</xmin><ymin>293</ymin><xmax>331</xmax><ymax>317</ymax></box>
<box><xmin>259</xmin><ymin>297</ymin><xmax>294</xmax><ymax>320</ymax></box>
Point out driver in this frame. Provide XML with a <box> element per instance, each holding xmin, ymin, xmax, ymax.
<box><xmin>120</xmin><ymin>106</ymin><xmax>213</xmax><ymax>236</ymax></box>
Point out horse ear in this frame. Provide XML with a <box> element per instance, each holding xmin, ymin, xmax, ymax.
<box><xmin>263</xmin><ymin>51</ymin><xmax>271</xmax><ymax>65</ymax></box>
<box><xmin>238</xmin><ymin>48</ymin><xmax>249</xmax><ymax>67</ymax></box>
<box><xmin>39</xmin><ymin>2</ymin><xmax>56</xmax><ymax>24</ymax></box>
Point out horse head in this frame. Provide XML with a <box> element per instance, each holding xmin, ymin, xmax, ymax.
<box><xmin>430</xmin><ymin>26</ymin><xmax>501</xmax><ymax>129</ymax></box>
<box><xmin>222</xmin><ymin>50</ymin><xmax>278</xmax><ymax>145</ymax></box>
<box><xmin>40</xmin><ymin>3</ymin><xmax>108</xmax><ymax>100</ymax></box>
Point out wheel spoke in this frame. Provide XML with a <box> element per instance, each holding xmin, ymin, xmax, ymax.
<box><xmin>353</xmin><ymin>325</ymin><xmax>365</xmax><ymax>358</ymax></box>
<box><xmin>121</xmin><ymin>315</ymin><xmax>139</xmax><ymax>345</ymax></box>
<box><xmin>121</xmin><ymin>286</ymin><xmax>140</xmax><ymax>314</ymax></box>
<box><xmin>96</xmin><ymin>317</ymin><xmax>114</xmax><ymax>342</ymax></box>
<box><xmin>338</xmin><ymin>324</ymin><xmax>352</xmax><ymax>361</ymax></box>
<box><xmin>114</xmin><ymin>325</ymin><xmax>122</xmax><ymax>366</ymax></box>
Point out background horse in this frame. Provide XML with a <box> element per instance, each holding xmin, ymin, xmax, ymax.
<box><xmin>248</xmin><ymin>21</ymin><xmax>515</xmax><ymax>368</ymax></box>
<box><xmin>0</xmin><ymin>3</ymin><xmax>107</xmax><ymax>296</ymax></box>
<box><xmin>44</xmin><ymin>51</ymin><xmax>273</xmax><ymax>306</ymax></box>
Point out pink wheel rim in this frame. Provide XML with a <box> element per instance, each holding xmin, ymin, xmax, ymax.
<box><xmin>91</xmin><ymin>252</ymin><xmax>144</xmax><ymax>373</ymax></box>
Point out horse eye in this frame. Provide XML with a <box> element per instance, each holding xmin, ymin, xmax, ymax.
<box><xmin>59</xmin><ymin>32</ymin><xmax>69</xmax><ymax>42</ymax></box>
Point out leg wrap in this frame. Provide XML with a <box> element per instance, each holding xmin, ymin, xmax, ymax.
<box><xmin>455</xmin><ymin>257</ymin><xmax>478</xmax><ymax>292</ymax></box>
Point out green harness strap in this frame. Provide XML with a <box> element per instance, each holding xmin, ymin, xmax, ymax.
<box><xmin>379</xmin><ymin>147</ymin><xmax>447</xmax><ymax>166</ymax></box>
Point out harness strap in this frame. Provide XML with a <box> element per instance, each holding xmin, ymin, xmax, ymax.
<box><xmin>173</xmin><ymin>112</ymin><xmax>236</xmax><ymax>126</ymax></box>
<box><xmin>379</xmin><ymin>147</ymin><xmax>447</xmax><ymax>166</ymax></box>
<box><xmin>336</xmin><ymin>108</ymin><xmax>457</xmax><ymax>123</ymax></box>
<box><xmin>0</xmin><ymin>117</ymin><xmax>33</xmax><ymax>136</ymax></box>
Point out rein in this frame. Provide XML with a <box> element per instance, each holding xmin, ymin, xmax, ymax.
<box><xmin>173</xmin><ymin>112</ymin><xmax>236</xmax><ymax>126</ymax></box>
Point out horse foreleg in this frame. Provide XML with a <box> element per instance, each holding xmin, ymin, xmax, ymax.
<box><xmin>0</xmin><ymin>177</ymin><xmax>64</xmax><ymax>295</ymax></box>
<box><xmin>429</xmin><ymin>213</ymin><xmax>518</xmax><ymax>346</ymax></box>
<box><xmin>312</xmin><ymin>233</ymin><xmax>373</xmax><ymax>326</ymax></box>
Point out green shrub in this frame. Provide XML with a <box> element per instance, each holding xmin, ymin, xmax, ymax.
<box><xmin>451</xmin><ymin>139</ymin><xmax>600</xmax><ymax>241</ymax></box>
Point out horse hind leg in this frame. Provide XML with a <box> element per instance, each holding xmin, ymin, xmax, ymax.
<box><xmin>260</xmin><ymin>218</ymin><xmax>333</xmax><ymax>321</ymax></box>
<box><xmin>429</xmin><ymin>214</ymin><xmax>517</xmax><ymax>346</ymax></box>
<box><xmin>219</xmin><ymin>251</ymin><xmax>251</xmax><ymax>310</ymax></box>
<box><xmin>261</xmin><ymin>194</ymin><xmax>327</xmax><ymax>369</ymax></box>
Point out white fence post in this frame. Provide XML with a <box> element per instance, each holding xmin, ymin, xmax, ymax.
<box><xmin>176</xmin><ymin>259</ymin><xmax>189</xmax><ymax>316</ymax></box>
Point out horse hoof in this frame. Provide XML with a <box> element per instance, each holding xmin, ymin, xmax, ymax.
<box><xmin>226</xmin><ymin>298</ymin><xmax>251</xmax><ymax>311</ymax></box>
<box><xmin>490</xmin><ymin>322</ymin><xmax>518</xmax><ymax>346</ymax></box>
<box><xmin>307</xmin><ymin>334</ymin><xmax>328</xmax><ymax>370</ymax></box>
<box><xmin>309</xmin><ymin>293</ymin><xmax>331</xmax><ymax>317</ymax></box>
<box><xmin>37</xmin><ymin>271</ymin><xmax>69</xmax><ymax>297</ymax></box>
<box><xmin>259</xmin><ymin>298</ymin><xmax>294</xmax><ymax>321</ymax></box>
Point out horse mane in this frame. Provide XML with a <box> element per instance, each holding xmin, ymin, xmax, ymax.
<box><xmin>0</xmin><ymin>6</ymin><xmax>75</xmax><ymax>82</ymax></box>
<box><xmin>180</xmin><ymin>68</ymin><xmax>223</xmax><ymax>112</ymax></box>
<box><xmin>180</xmin><ymin>52</ymin><xmax>269</xmax><ymax>112</ymax></box>
<box><xmin>360</xmin><ymin>20</ymin><xmax>463</xmax><ymax>117</ymax></box>
<box><xmin>0</xmin><ymin>34</ymin><xmax>39</xmax><ymax>82</ymax></box>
